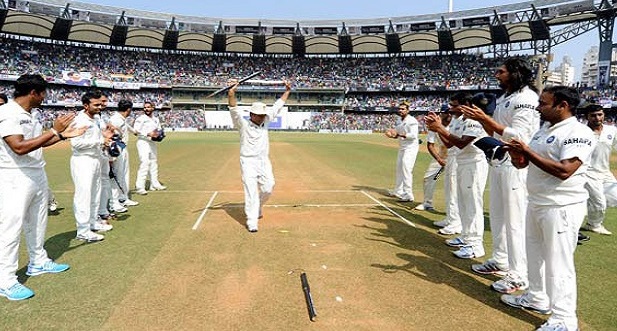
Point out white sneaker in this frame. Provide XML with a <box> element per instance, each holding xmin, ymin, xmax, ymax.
<box><xmin>134</xmin><ymin>188</ymin><xmax>148</xmax><ymax>195</ymax></box>
<box><xmin>492</xmin><ymin>274</ymin><xmax>529</xmax><ymax>294</ymax></box>
<box><xmin>150</xmin><ymin>185</ymin><xmax>167</xmax><ymax>191</ymax></box>
<box><xmin>76</xmin><ymin>231</ymin><xmax>105</xmax><ymax>243</ymax></box>
<box><xmin>433</xmin><ymin>219</ymin><xmax>449</xmax><ymax>228</ymax></box>
<box><xmin>581</xmin><ymin>223</ymin><xmax>612</xmax><ymax>235</ymax></box>
<box><xmin>111</xmin><ymin>204</ymin><xmax>128</xmax><ymax>213</ymax></box>
<box><xmin>91</xmin><ymin>222</ymin><xmax>113</xmax><ymax>233</ymax></box>
<box><xmin>471</xmin><ymin>260</ymin><xmax>509</xmax><ymax>277</ymax></box>
<box><xmin>439</xmin><ymin>223</ymin><xmax>462</xmax><ymax>235</ymax></box>
<box><xmin>122</xmin><ymin>199</ymin><xmax>139</xmax><ymax>207</ymax></box>
<box><xmin>247</xmin><ymin>222</ymin><xmax>258</xmax><ymax>233</ymax></box>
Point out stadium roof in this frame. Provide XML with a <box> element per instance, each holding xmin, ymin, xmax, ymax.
<box><xmin>0</xmin><ymin>0</ymin><xmax>610</xmax><ymax>55</ymax></box>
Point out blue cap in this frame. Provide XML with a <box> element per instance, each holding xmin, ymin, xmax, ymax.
<box><xmin>474</xmin><ymin>137</ymin><xmax>508</xmax><ymax>166</ymax></box>
<box><xmin>472</xmin><ymin>92</ymin><xmax>497</xmax><ymax>115</ymax></box>
<box><xmin>440</xmin><ymin>104</ymin><xmax>450</xmax><ymax>112</ymax></box>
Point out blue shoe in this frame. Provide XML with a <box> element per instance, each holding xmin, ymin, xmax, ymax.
<box><xmin>445</xmin><ymin>237</ymin><xmax>467</xmax><ymax>247</ymax></box>
<box><xmin>26</xmin><ymin>261</ymin><xmax>70</xmax><ymax>276</ymax></box>
<box><xmin>0</xmin><ymin>283</ymin><xmax>35</xmax><ymax>301</ymax></box>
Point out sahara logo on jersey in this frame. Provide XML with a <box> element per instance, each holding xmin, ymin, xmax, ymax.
<box><xmin>563</xmin><ymin>137</ymin><xmax>592</xmax><ymax>146</ymax></box>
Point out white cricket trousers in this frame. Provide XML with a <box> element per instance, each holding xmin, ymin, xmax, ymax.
<box><xmin>393</xmin><ymin>146</ymin><xmax>418</xmax><ymax>201</ymax></box>
<box><xmin>71</xmin><ymin>155</ymin><xmax>102</xmax><ymax>237</ymax></box>
<box><xmin>457</xmin><ymin>161</ymin><xmax>488</xmax><ymax>251</ymax></box>
<box><xmin>443</xmin><ymin>155</ymin><xmax>460</xmax><ymax>226</ymax></box>
<box><xmin>421</xmin><ymin>159</ymin><xmax>442</xmax><ymax>207</ymax></box>
<box><xmin>585</xmin><ymin>177</ymin><xmax>617</xmax><ymax>227</ymax></box>
<box><xmin>111</xmin><ymin>149</ymin><xmax>130</xmax><ymax>202</ymax></box>
<box><xmin>98</xmin><ymin>156</ymin><xmax>111</xmax><ymax>216</ymax></box>
<box><xmin>240</xmin><ymin>156</ymin><xmax>274</xmax><ymax>227</ymax></box>
<box><xmin>0</xmin><ymin>168</ymin><xmax>51</xmax><ymax>289</ymax></box>
<box><xmin>136</xmin><ymin>140</ymin><xmax>161</xmax><ymax>190</ymax></box>
<box><xmin>488</xmin><ymin>165</ymin><xmax>528</xmax><ymax>280</ymax></box>
<box><xmin>525</xmin><ymin>201</ymin><xmax>586</xmax><ymax>331</ymax></box>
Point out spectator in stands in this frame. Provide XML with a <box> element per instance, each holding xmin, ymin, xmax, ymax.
<box><xmin>0</xmin><ymin>93</ymin><xmax>7</xmax><ymax>105</ymax></box>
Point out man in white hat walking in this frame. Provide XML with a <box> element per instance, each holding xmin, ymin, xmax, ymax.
<box><xmin>227</xmin><ymin>80</ymin><xmax>291</xmax><ymax>232</ymax></box>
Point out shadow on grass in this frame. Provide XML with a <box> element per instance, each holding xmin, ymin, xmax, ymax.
<box><xmin>210</xmin><ymin>202</ymin><xmax>246</xmax><ymax>229</ymax></box>
<box><xmin>17</xmin><ymin>230</ymin><xmax>98</xmax><ymax>284</ymax></box>
<box><xmin>360</xmin><ymin>204</ymin><xmax>545</xmax><ymax>328</ymax></box>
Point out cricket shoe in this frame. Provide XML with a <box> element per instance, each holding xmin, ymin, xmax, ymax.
<box><xmin>501</xmin><ymin>293</ymin><xmax>551</xmax><ymax>315</ymax></box>
<box><xmin>439</xmin><ymin>223</ymin><xmax>462</xmax><ymax>235</ymax></box>
<box><xmin>536</xmin><ymin>321</ymin><xmax>574</xmax><ymax>331</ymax></box>
<box><xmin>48</xmin><ymin>199</ymin><xmax>58</xmax><ymax>212</ymax></box>
<box><xmin>581</xmin><ymin>223</ymin><xmax>612</xmax><ymax>235</ymax></box>
<box><xmin>150</xmin><ymin>185</ymin><xmax>167</xmax><ymax>191</ymax></box>
<box><xmin>445</xmin><ymin>237</ymin><xmax>467</xmax><ymax>247</ymax></box>
<box><xmin>91</xmin><ymin>222</ymin><xmax>113</xmax><ymax>233</ymax></box>
<box><xmin>433</xmin><ymin>219</ymin><xmax>449</xmax><ymax>228</ymax></box>
<box><xmin>134</xmin><ymin>188</ymin><xmax>148</xmax><ymax>195</ymax></box>
<box><xmin>577</xmin><ymin>232</ymin><xmax>590</xmax><ymax>245</ymax></box>
<box><xmin>0</xmin><ymin>283</ymin><xmax>34</xmax><ymax>301</ymax></box>
<box><xmin>122</xmin><ymin>199</ymin><xmax>139</xmax><ymax>207</ymax></box>
<box><xmin>452</xmin><ymin>245</ymin><xmax>484</xmax><ymax>259</ymax></box>
<box><xmin>471</xmin><ymin>260</ymin><xmax>508</xmax><ymax>277</ymax></box>
<box><xmin>76</xmin><ymin>231</ymin><xmax>105</xmax><ymax>243</ymax></box>
<box><xmin>26</xmin><ymin>260</ymin><xmax>70</xmax><ymax>276</ymax></box>
<box><xmin>110</xmin><ymin>204</ymin><xmax>128</xmax><ymax>213</ymax></box>
<box><xmin>492</xmin><ymin>274</ymin><xmax>529</xmax><ymax>294</ymax></box>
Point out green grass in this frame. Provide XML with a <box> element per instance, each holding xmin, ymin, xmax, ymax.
<box><xmin>1</xmin><ymin>132</ymin><xmax>615</xmax><ymax>331</ymax></box>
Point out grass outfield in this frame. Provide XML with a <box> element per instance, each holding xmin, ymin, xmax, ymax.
<box><xmin>2</xmin><ymin>131</ymin><xmax>616</xmax><ymax>331</ymax></box>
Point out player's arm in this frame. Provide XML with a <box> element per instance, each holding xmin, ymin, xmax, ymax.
<box><xmin>425</xmin><ymin>112</ymin><xmax>454</xmax><ymax>148</ymax></box>
<box><xmin>427</xmin><ymin>142</ymin><xmax>446</xmax><ymax>166</ymax></box>
<box><xmin>507</xmin><ymin>138</ymin><xmax>582</xmax><ymax>179</ymax></box>
<box><xmin>460</xmin><ymin>105</ymin><xmax>498</xmax><ymax>136</ymax></box>
<box><xmin>271</xmin><ymin>81</ymin><xmax>292</xmax><ymax>118</ymax></box>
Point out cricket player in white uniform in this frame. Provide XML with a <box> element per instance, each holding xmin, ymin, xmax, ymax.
<box><xmin>108</xmin><ymin>99</ymin><xmax>139</xmax><ymax>211</ymax></box>
<box><xmin>386</xmin><ymin>102</ymin><xmax>419</xmax><ymax>202</ymax></box>
<box><xmin>96</xmin><ymin>93</ymin><xmax>117</xmax><ymax>219</ymax></box>
<box><xmin>70</xmin><ymin>91</ymin><xmax>114</xmax><ymax>242</ymax></box>
<box><xmin>227</xmin><ymin>80</ymin><xmax>291</xmax><ymax>232</ymax></box>
<box><xmin>426</xmin><ymin>92</ymin><xmax>488</xmax><ymax>259</ymax></box>
<box><xmin>462</xmin><ymin>58</ymin><xmax>540</xmax><ymax>293</ymax></box>
<box><xmin>0</xmin><ymin>74</ymin><xmax>84</xmax><ymax>301</ymax></box>
<box><xmin>415</xmin><ymin>104</ymin><xmax>450</xmax><ymax>212</ymax></box>
<box><xmin>581</xmin><ymin>104</ymin><xmax>617</xmax><ymax>235</ymax></box>
<box><xmin>434</xmin><ymin>109</ymin><xmax>462</xmax><ymax>234</ymax></box>
<box><xmin>502</xmin><ymin>86</ymin><xmax>594</xmax><ymax>331</ymax></box>
<box><xmin>134</xmin><ymin>101</ymin><xmax>165</xmax><ymax>194</ymax></box>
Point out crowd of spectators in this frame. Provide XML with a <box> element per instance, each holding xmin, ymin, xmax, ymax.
<box><xmin>1</xmin><ymin>37</ymin><xmax>502</xmax><ymax>91</ymax></box>
<box><xmin>5</xmin><ymin>37</ymin><xmax>617</xmax><ymax>132</ymax></box>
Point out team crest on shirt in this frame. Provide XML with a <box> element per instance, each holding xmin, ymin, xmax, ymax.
<box><xmin>608</xmin><ymin>135</ymin><xmax>613</xmax><ymax>140</ymax></box>
<box><xmin>546</xmin><ymin>136</ymin><xmax>555</xmax><ymax>144</ymax></box>
<box><xmin>505</xmin><ymin>101</ymin><xmax>510</xmax><ymax>108</ymax></box>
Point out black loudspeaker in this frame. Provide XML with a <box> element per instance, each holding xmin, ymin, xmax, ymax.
<box><xmin>292</xmin><ymin>35</ymin><xmax>305</xmax><ymax>56</ymax></box>
<box><xmin>490</xmin><ymin>25</ymin><xmax>510</xmax><ymax>44</ymax></box>
<box><xmin>163</xmin><ymin>30</ymin><xmax>179</xmax><ymax>50</ymax></box>
<box><xmin>252</xmin><ymin>34</ymin><xmax>266</xmax><ymax>54</ymax></box>
<box><xmin>50</xmin><ymin>18</ymin><xmax>72</xmax><ymax>41</ymax></box>
<box><xmin>339</xmin><ymin>35</ymin><xmax>352</xmax><ymax>54</ymax></box>
<box><xmin>437</xmin><ymin>30</ymin><xmax>454</xmax><ymax>51</ymax></box>
<box><xmin>212</xmin><ymin>33</ymin><xmax>226</xmax><ymax>52</ymax></box>
<box><xmin>110</xmin><ymin>25</ymin><xmax>128</xmax><ymax>46</ymax></box>
<box><xmin>386</xmin><ymin>33</ymin><xmax>401</xmax><ymax>53</ymax></box>
<box><xmin>529</xmin><ymin>20</ymin><xmax>550</xmax><ymax>40</ymax></box>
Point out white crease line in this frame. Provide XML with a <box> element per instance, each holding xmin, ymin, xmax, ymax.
<box><xmin>237</xmin><ymin>203</ymin><xmax>378</xmax><ymax>208</ymax></box>
<box><xmin>360</xmin><ymin>190</ymin><xmax>416</xmax><ymax>228</ymax></box>
<box><xmin>192</xmin><ymin>191</ymin><xmax>219</xmax><ymax>230</ymax></box>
